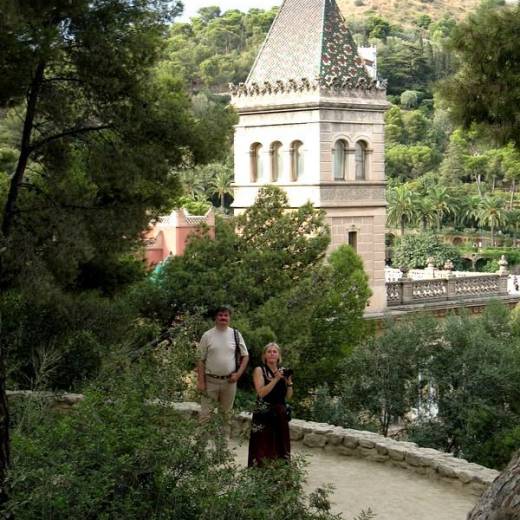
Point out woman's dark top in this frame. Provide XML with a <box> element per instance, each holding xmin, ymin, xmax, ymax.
<box><xmin>248</xmin><ymin>364</ymin><xmax>291</xmax><ymax>467</ymax></box>
<box><xmin>261</xmin><ymin>364</ymin><xmax>287</xmax><ymax>405</ymax></box>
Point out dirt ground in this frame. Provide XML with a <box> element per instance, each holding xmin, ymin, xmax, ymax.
<box><xmin>233</xmin><ymin>441</ymin><xmax>477</xmax><ymax>520</ymax></box>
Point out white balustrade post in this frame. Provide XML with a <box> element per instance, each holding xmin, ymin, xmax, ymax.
<box><xmin>425</xmin><ymin>257</ymin><xmax>436</xmax><ymax>278</ymax></box>
<box><xmin>497</xmin><ymin>255</ymin><xmax>509</xmax><ymax>294</ymax></box>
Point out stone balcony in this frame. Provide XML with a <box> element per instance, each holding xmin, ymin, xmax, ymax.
<box><xmin>385</xmin><ymin>256</ymin><xmax>513</xmax><ymax>308</ymax></box>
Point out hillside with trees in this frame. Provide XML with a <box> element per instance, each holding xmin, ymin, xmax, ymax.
<box><xmin>338</xmin><ymin>0</ymin><xmax>481</xmax><ymax>28</ymax></box>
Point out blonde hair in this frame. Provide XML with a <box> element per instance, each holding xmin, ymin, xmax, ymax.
<box><xmin>261</xmin><ymin>342</ymin><xmax>282</xmax><ymax>366</ymax></box>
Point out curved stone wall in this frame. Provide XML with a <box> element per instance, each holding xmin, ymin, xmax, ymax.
<box><xmin>9</xmin><ymin>393</ymin><xmax>499</xmax><ymax>496</ymax></box>
<box><xmin>179</xmin><ymin>402</ymin><xmax>499</xmax><ymax>497</ymax></box>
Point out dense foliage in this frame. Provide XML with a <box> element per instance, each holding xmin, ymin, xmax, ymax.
<box><xmin>392</xmin><ymin>233</ymin><xmax>463</xmax><ymax>269</ymax></box>
<box><xmin>308</xmin><ymin>303</ymin><xmax>520</xmax><ymax>470</ymax></box>
<box><xmin>137</xmin><ymin>186</ymin><xmax>371</xmax><ymax>400</ymax></box>
<box><xmin>6</xmin><ymin>345</ymin><xmax>345</xmax><ymax>520</ymax></box>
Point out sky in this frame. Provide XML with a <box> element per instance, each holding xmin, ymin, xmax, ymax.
<box><xmin>177</xmin><ymin>1</ymin><xmax>283</xmax><ymax>22</ymax></box>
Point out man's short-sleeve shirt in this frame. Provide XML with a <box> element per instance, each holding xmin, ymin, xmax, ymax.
<box><xmin>198</xmin><ymin>327</ymin><xmax>248</xmax><ymax>376</ymax></box>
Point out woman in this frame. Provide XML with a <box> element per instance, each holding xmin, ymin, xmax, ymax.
<box><xmin>248</xmin><ymin>342</ymin><xmax>293</xmax><ymax>467</ymax></box>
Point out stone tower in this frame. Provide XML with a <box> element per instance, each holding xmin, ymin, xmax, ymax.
<box><xmin>230</xmin><ymin>0</ymin><xmax>388</xmax><ymax>312</ymax></box>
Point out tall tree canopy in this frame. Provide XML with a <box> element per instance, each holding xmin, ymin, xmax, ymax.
<box><xmin>438</xmin><ymin>4</ymin><xmax>520</xmax><ymax>147</ymax></box>
<box><xmin>0</xmin><ymin>0</ymin><xmax>233</xmax><ymax>504</ymax></box>
<box><xmin>0</xmin><ymin>0</ymin><xmax>230</xmax><ymax>291</ymax></box>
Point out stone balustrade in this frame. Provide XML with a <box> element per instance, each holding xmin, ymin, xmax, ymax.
<box><xmin>386</xmin><ymin>274</ymin><xmax>508</xmax><ymax>307</ymax></box>
<box><xmin>8</xmin><ymin>393</ymin><xmax>499</xmax><ymax>497</ymax></box>
<box><xmin>385</xmin><ymin>267</ymin><xmax>492</xmax><ymax>282</ymax></box>
<box><xmin>385</xmin><ymin>256</ymin><xmax>513</xmax><ymax>306</ymax></box>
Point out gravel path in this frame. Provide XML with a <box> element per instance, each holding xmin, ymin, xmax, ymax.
<box><xmin>233</xmin><ymin>441</ymin><xmax>477</xmax><ymax>520</ymax></box>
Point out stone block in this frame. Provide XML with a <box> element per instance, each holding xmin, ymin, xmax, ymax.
<box><xmin>289</xmin><ymin>425</ymin><xmax>304</xmax><ymax>441</ymax></box>
<box><xmin>398</xmin><ymin>441</ymin><xmax>418</xmax><ymax>449</ymax></box>
<box><xmin>357</xmin><ymin>446</ymin><xmax>376</xmax><ymax>458</ymax></box>
<box><xmin>387</xmin><ymin>447</ymin><xmax>406</xmax><ymax>461</ymax></box>
<box><xmin>467</xmin><ymin>482</ymin><xmax>487</xmax><ymax>497</ymax></box>
<box><xmin>336</xmin><ymin>446</ymin><xmax>356</xmax><ymax>457</ymax></box>
<box><xmin>405</xmin><ymin>451</ymin><xmax>429</xmax><ymax>467</ymax></box>
<box><xmin>375</xmin><ymin>443</ymin><xmax>389</xmax><ymax>455</ymax></box>
<box><xmin>358</xmin><ymin>438</ymin><xmax>376</xmax><ymax>449</ymax></box>
<box><xmin>390</xmin><ymin>460</ymin><xmax>409</xmax><ymax>470</ymax></box>
<box><xmin>342</xmin><ymin>435</ymin><xmax>359</xmax><ymax>449</ymax></box>
<box><xmin>303</xmin><ymin>433</ymin><xmax>327</xmax><ymax>448</ymax></box>
<box><xmin>436</xmin><ymin>463</ymin><xmax>458</xmax><ymax>478</ymax></box>
<box><xmin>368</xmin><ymin>454</ymin><xmax>389</xmax><ymax>463</ymax></box>
<box><xmin>326</xmin><ymin>432</ymin><xmax>344</xmax><ymax>446</ymax></box>
<box><xmin>453</xmin><ymin>469</ymin><xmax>474</xmax><ymax>484</ymax></box>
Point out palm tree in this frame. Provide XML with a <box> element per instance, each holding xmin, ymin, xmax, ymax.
<box><xmin>458</xmin><ymin>194</ymin><xmax>481</xmax><ymax>229</ymax></box>
<box><xmin>427</xmin><ymin>185</ymin><xmax>453</xmax><ymax>232</ymax></box>
<box><xmin>387</xmin><ymin>184</ymin><xmax>417</xmax><ymax>236</ymax></box>
<box><xmin>179</xmin><ymin>167</ymin><xmax>207</xmax><ymax>199</ymax></box>
<box><xmin>416</xmin><ymin>197</ymin><xmax>436</xmax><ymax>230</ymax></box>
<box><xmin>475</xmin><ymin>196</ymin><xmax>506</xmax><ymax>246</ymax></box>
<box><xmin>506</xmin><ymin>208</ymin><xmax>520</xmax><ymax>246</ymax></box>
<box><xmin>209</xmin><ymin>163</ymin><xmax>234</xmax><ymax>210</ymax></box>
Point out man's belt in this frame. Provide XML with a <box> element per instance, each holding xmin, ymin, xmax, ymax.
<box><xmin>206</xmin><ymin>373</ymin><xmax>231</xmax><ymax>380</ymax></box>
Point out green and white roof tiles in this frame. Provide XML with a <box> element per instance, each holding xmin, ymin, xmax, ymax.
<box><xmin>233</xmin><ymin>0</ymin><xmax>383</xmax><ymax>96</ymax></box>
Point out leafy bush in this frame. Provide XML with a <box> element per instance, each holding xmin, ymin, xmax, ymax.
<box><xmin>308</xmin><ymin>304</ymin><xmax>520</xmax><ymax>470</ymax></box>
<box><xmin>306</xmin><ymin>385</ymin><xmax>371</xmax><ymax>432</ymax></box>
<box><xmin>153</xmin><ymin>186</ymin><xmax>330</xmax><ymax>318</ymax></box>
<box><xmin>6</xmin><ymin>356</ymin><xmax>343</xmax><ymax>520</ymax></box>
<box><xmin>0</xmin><ymin>287</ymin><xmax>136</xmax><ymax>390</ymax></box>
<box><xmin>400</xmin><ymin>90</ymin><xmax>424</xmax><ymax>109</ymax></box>
<box><xmin>392</xmin><ymin>233</ymin><xmax>462</xmax><ymax>269</ymax></box>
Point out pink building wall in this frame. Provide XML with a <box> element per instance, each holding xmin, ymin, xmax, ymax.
<box><xmin>144</xmin><ymin>208</ymin><xmax>215</xmax><ymax>267</ymax></box>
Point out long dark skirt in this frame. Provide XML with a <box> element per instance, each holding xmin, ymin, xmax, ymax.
<box><xmin>248</xmin><ymin>403</ymin><xmax>291</xmax><ymax>467</ymax></box>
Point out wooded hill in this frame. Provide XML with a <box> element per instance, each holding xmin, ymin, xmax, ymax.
<box><xmin>339</xmin><ymin>0</ymin><xmax>482</xmax><ymax>27</ymax></box>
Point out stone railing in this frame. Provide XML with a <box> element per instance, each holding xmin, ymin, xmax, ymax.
<box><xmin>178</xmin><ymin>402</ymin><xmax>498</xmax><ymax>497</ymax></box>
<box><xmin>385</xmin><ymin>256</ymin><xmax>511</xmax><ymax>307</ymax></box>
<box><xmin>385</xmin><ymin>267</ymin><xmax>492</xmax><ymax>282</ymax></box>
<box><xmin>9</xmin><ymin>393</ymin><xmax>499</xmax><ymax>496</ymax></box>
<box><xmin>387</xmin><ymin>275</ymin><xmax>508</xmax><ymax>307</ymax></box>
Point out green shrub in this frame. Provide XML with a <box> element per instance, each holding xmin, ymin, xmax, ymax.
<box><xmin>0</xmin><ymin>288</ymin><xmax>135</xmax><ymax>390</ymax></box>
<box><xmin>6</xmin><ymin>363</ymin><xmax>343</xmax><ymax>520</ymax></box>
<box><xmin>392</xmin><ymin>233</ymin><xmax>462</xmax><ymax>269</ymax></box>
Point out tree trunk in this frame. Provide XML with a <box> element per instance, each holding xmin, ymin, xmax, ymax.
<box><xmin>0</xmin><ymin>346</ymin><xmax>9</xmax><ymax>509</ymax></box>
<box><xmin>400</xmin><ymin>217</ymin><xmax>405</xmax><ymax>237</ymax></box>
<box><xmin>476</xmin><ymin>174</ymin><xmax>482</xmax><ymax>197</ymax></box>
<box><xmin>0</xmin><ymin>59</ymin><xmax>45</xmax><ymax>511</ymax></box>
<box><xmin>510</xmin><ymin>179</ymin><xmax>516</xmax><ymax>211</ymax></box>
<box><xmin>467</xmin><ymin>451</ymin><xmax>520</xmax><ymax>520</ymax></box>
<box><xmin>1</xmin><ymin>61</ymin><xmax>45</xmax><ymax>238</ymax></box>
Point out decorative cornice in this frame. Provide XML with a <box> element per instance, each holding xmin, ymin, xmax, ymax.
<box><xmin>229</xmin><ymin>76</ymin><xmax>387</xmax><ymax>98</ymax></box>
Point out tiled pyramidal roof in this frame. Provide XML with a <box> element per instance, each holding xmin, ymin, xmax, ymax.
<box><xmin>230</xmin><ymin>0</ymin><xmax>385</xmax><ymax>97</ymax></box>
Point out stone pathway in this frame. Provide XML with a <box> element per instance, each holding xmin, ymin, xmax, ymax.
<box><xmin>232</xmin><ymin>441</ymin><xmax>477</xmax><ymax>520</ymax></box>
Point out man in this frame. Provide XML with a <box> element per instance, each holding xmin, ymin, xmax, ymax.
<box><xmin>197</xmin><ymin>305</ymin><xmax>249</xmax><ymax>424</ymax></box>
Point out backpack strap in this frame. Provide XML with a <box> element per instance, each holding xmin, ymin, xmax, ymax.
<box><xmin>233</xmin><ymin>328</ymin><xmax>241</xmax><ymax>372</ymax></box>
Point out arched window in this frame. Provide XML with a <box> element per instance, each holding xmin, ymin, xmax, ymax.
<box><xmin>270</xmin><ymin>141</ymin><xmax>283</xmax><ymax>182</ymax></box>
<box><xmin>290</xmin><ymin>140</ymin><xmax>304</xmax><ymax>181</ymax></box>
<box><xmin>355</xmin><ymin>140</ymin><xmax>368</xmax><ymax>180</ymax></box>
<box><xmin>250</xmin><ymin>143</ymin><xmax>263</xmax><ymax>182</ymax></box>
<box><xmin>333</xmin><ymin>139</ymin><xmax>348</xmax><ymax>180</ymax></box>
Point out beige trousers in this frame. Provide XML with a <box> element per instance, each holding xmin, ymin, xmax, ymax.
<box><xmin>200</xmin><ymin>376</ymin><xmax>237</xmax><ymax>423</ymax></box>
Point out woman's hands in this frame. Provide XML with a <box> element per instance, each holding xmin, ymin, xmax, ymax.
<box><xmin>273</xmin><ymin>369</ymin><xmax>284</xmax><ymax>381</ymax></box>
